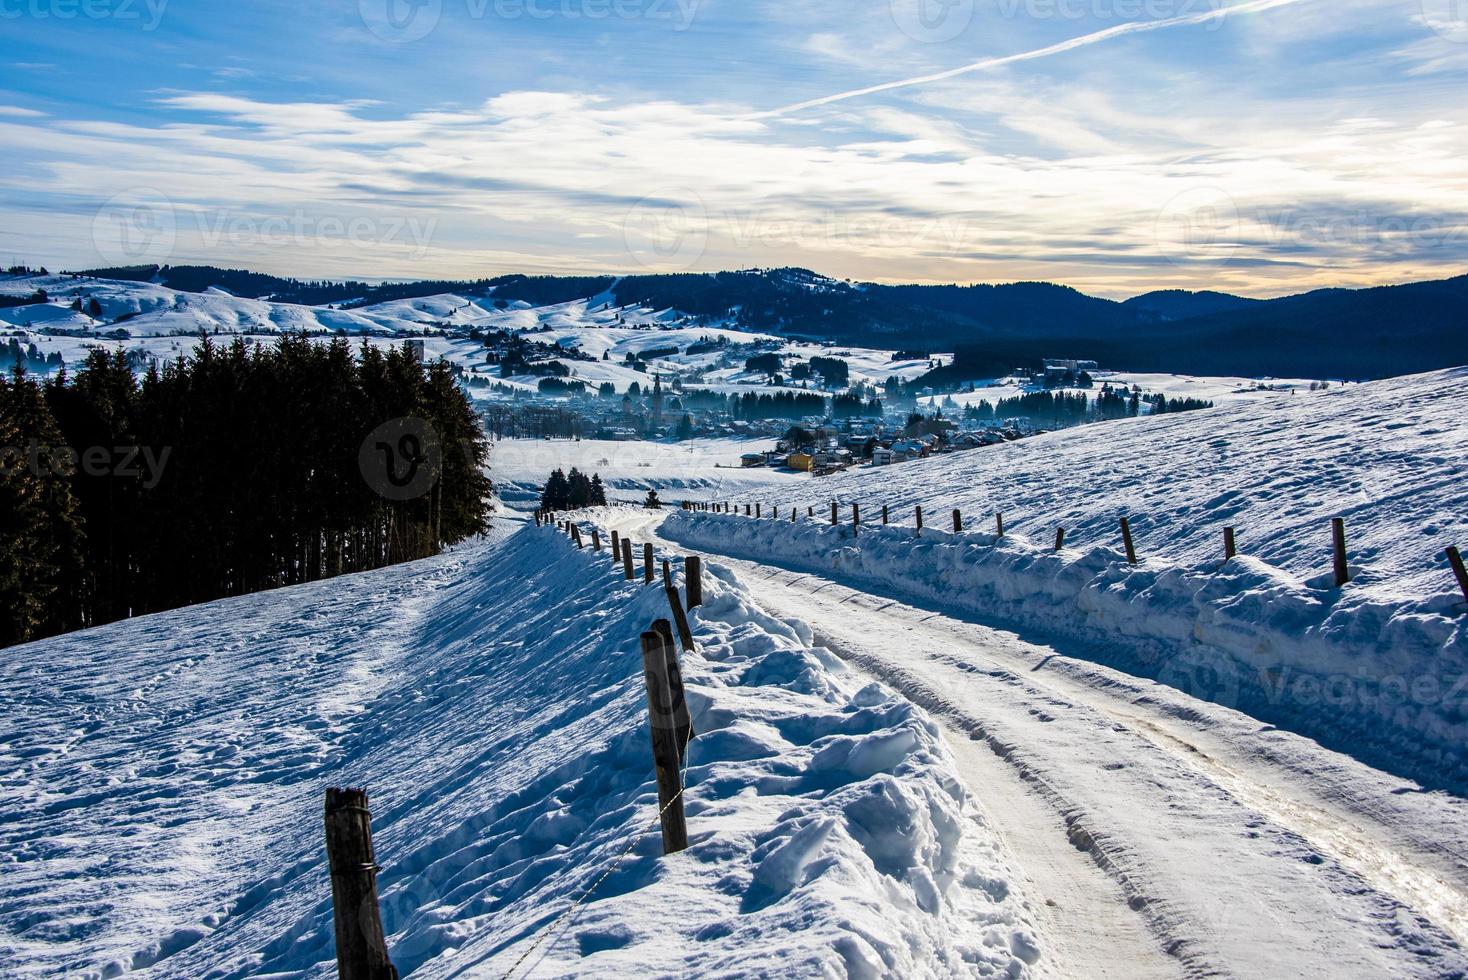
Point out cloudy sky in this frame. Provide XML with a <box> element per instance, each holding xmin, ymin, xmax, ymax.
<box><xmin>3</xmin><ymin>0</ymin><xmax>1466</xmax><ymax>297</ymax></box>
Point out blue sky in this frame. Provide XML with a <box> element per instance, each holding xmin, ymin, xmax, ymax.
<box><xmin>2</xmin><ymin>0</ymin><xmax>1466</xmax><ymax>297</ymax></box>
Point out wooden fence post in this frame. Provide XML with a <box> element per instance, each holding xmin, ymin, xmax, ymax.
<box><xmin>791</xmin><ymin>507</ymin><xmax>797</xmax><ymax>523</ymax></box>
<box><xmin>916</xmin><ymin>505</ymin><xmax>923</xmax><ymax>534</ymax></box>
<box><xmin>830</xmin><ymin>501</ymin><xmax>838</xmax><ymax>526</ymax></box>
<box><xmin>686</xmin><ymin>555</ymin><xmax>703</xmax><ymax>609</ymax></box>
<box><xmin>1332</xmin><ymin>518</ymin><xmax>1350</xmax><ymax>586</ymax></box>
<box><xmin>572</xmin><ymin>525</ymin><xmax>584</xmax><ymax>549</ymax></box>
<box><xmin>659</xmin><ymin>569</ymin><xmax>696</xmax><ymax>653</ymax></box>
<box><xmin>995</xmin><ymin>512</ymin><xmax>1004</xmax><ymax>537</ymax></box>
<box><xmin>952</xmin><ymin>509</ymin><xmax>962</xmax><ymax>533</ymax></box>
<box><xmin>882</xmin><ymin>504</ymin><xmax>889</xmax><ymax>526</ymax></box>
<box><xmin>592</xmin><ymin>527</ymin><xmax>602</xmax><ymax>552</ymax></box>
<box><xmin>808</xmin><ymin>506</ymin><xmax>813</xmax><ymax>518</ymax></box>
<box><xmin>622</xmin><ymin>538</ymin><xmax>635</xmax><ymax>581</ymax></box>
<box><xmin>324</xmin><ymin>788</ymin><xmax>398</xmax><ymax>980</ymax></box>
<box><xmin>651</xmin><ymin>618</ymin><xmax>695</xmax><ymax>756</ymax></box>
<box><xmin>611</xmin><ymin>529</ymin><xmax>621</xmax><ymax>561</ymax></box>
<box><xmin>639</xmin><ymin>631</ymin><xmax>689</xmax><ymax>855</ymax></box>
<box><xmin>1120</xmin><ymin>517</ymin><xmax>1137</xmax><ymax>565</ymax></box>
<box><xmin>1055</xmin><ymin>527</ymin><xmax>1066</xmax><ymax>552</ymax></box>
<box><xmin>852</xmin><ymin>503</ymin><xmax>860</xmax><ymax>537</ymax></box>
<box><xmin>644</xmin><ymin>542</ymin><xmax>655</xmax><ymax>584</ymax></box>
<box><xmin>1446</xmin><ymin>546</ymin><xmax>1468</xmax><ymax>606</ymax></box>
<box><xmin>745</xmin><ymin>504</ymin><xmax>751</xmax><ymax>516</ymax></box>
<box><xmin>1224</xmin><ymin>527</ymin><xmax>1237</xmax><ymax>561</ymax></box>
<box><xmin>756</xmin><ymin>503</ymin><xmax>761</xmax><ymax>519</ymax></box>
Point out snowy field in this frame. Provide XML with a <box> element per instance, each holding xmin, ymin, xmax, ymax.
<box><xmin>490</xmin><ymin>436</ymin><xmax>811</xmax><ymax>507</ymax></box>
<box><xmin>0</xmin><ymin>521</ymin><xmax>1040</xmax><ymax>977</ymax></box>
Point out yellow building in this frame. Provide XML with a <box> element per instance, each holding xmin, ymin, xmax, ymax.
<box><xmin>787</xmin><ymin>452</ymin><xmax>815</xmax><ymax>472</ymax></box>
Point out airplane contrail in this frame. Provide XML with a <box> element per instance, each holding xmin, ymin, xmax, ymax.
<box><xmin>756</xmin><ymin>0</ymin><xmax>1310</xmax><ymax>117</ymax></box>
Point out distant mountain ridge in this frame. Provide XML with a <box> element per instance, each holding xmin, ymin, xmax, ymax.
<box><xmin>68</xmin><ymin>263</ymin><xmax>1468</xmax><ymax>380</ymax></box>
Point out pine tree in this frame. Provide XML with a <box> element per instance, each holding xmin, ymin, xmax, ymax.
<box><xmin>541</xmin><ymin>468</ymin><xmax>571</xmax><ymax>511</ymax></box>
<box><xmin>590</xmin><ymin>474</ymin><xmax>607</xmax><ymax>506</ymax></box>
<box><xmin>0</xmin><ymin>368</ymin><xmax>85</xmax><ymax>645</ymax></box>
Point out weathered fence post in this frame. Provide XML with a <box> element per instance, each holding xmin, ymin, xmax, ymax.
<box><xmin>1055</xmin><ymin>527</ymin><xmax>1066</xmax><ymax>552</ymax></box>
<box><xmin>1332</xmin><ymin>518</ymin><xmax>1350</xmax><ymax>586</ymax></box>
<box><xmin>915</xmin><ymin>505</ymin><xmax>923</xmax><ymax>534</ymax></box>
<box><xmin>572</xmin><ymin>525</ymin><xmax>584</xmax><ymax>549</ymax></box>
<box><xmin>622</xmin><ymin>538</ymin><xmax>635</xmax><ymax>581</ymax></box>
<box><xmin>792</xmin><ymin>507</ymin><xmax>797</xmax><ymax>523</ymax></box>
<box><xmin>660</xmin><ymin>568</ymin><xmax>696</xmax><ymax>653</ymax></box>
<box><xmin>745</xmin><ymin>504</ymin><xmax>751</xmax><ymax>516</ymax></box>
<box><xmin>807</xmin><ymin>506</ymin><xmax>814</xmax><ymax>518</ymax></box>
<box><xmin>852</xmin><ymin>503</ymin><xmax>860</xmax><ymax>537</ymax></box>
<box><xmin>1446</xmin><ymin>546</ymin><xmax>1468</xmax><ymax>607</ymax></box>
<box><xmin>1224</xmin><ymin>527</ymin><xmax>1237</xmax><ymax>562</ymax></box>
<box><xmin>639</xmin><ymin>630</ymin><xmax>689</xmax><ymax>855</ymax></box>
<box><xmin>650</xmin><ymin>618</ymin><xmax>695</xmax><ymax>756</ymax></box>
<box><xmin>592</xmin><ymin>527</ymin><xmax>602</xmax><ymax>552</ymax></box>
<box><xmin>995</xmin><ymin>512</ymin><xmax>1004</xmax><ymax>537</ymax></box>
<box><xmin>324</xmin><ymin>789</ymin><xmax>398</xmax><ymax>980</ymax></box>
<box><xmin>611</xmin><ymin>529</ymin><xmax>621</xmax><ymax>561</ymax></box>
<box><xmin>644</xmin><ymin>542</ymin><xmax>655</xmax><ymax>584</ymax></box>
<box><xmin>952</xmin><ymin>509</ymin><xmax>962</xmax><ymax>534</ymax></box>
<box><xmin>1120</xmin><ymin>517</ymin><xmax>1137</xmax><ymax>565</ymax></box>
<box><xmin>882</xmin><ymin>504</ymin><xmax>889</xmax><ymax>526</ymax></box>
<box><xmin>830</xmin><ymin>501</ymin><xmax>838</xmax><ymax>526</ymax></box>
<box><xmin>686</xmin><ymin>555</ymin><xmax>703</xmax><ymax>609</ymax></box>
<box><xmin>756</xmin><ymin>503</ymin><xmax>761</xmax><ymax>519</ymax></box>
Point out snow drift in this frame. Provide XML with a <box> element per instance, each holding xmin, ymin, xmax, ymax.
<box><xmin>663</xmin><ymin>504</ymin><xmax>1468</xmax><ymax>789</ymax></box>
<box><xmin>0</xmin><ymin>523</ymin><xmax>1039</xmax><ymax>977</ymax></box>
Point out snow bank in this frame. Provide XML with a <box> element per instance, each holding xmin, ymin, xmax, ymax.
<box><xmin>664</xmin><ymin>509</ymin><xmax>1468</xmax><ymax>787</ymax></box>
<box><xmin>0</xmin><ymin>523</ymin><xmax>1037</xmax><ymax>977</ymax></box>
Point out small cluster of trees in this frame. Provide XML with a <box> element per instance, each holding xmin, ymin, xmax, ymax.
<box><xmin>5</xmin><ymin>339</ymin><xmax>64</xmax><ymax>375</ymax></box>
<box><xmin>831</xmin><ymin>392</ymin><xmax>884</xmax><ymax>418</ymax></box>
<box><xmin>0</xmin><ymin>336</ymin><xmax>492</xmax><ymax>648</ymax></box>
<box><xmin>540</xmin><ymin>467</ymin><xmax>607</xmax><ymax>510</ymax></box>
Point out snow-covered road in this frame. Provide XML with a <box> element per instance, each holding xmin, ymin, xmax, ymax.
<box><xmin>602</xmin><ymin>507</ymin><xmax>1468</xmax><ymax>979</ymax></box>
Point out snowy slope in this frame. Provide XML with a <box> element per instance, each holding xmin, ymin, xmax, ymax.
<box><xmin>663</xmin><ymin>369</ymin><xmax>1468</xmax><ymax>783</ymax></box>
<box><xmin>0</xmin><ymin>522</ymin><xmax>1040</xmax><ymax>978</ymax></box>
<box><xmin>0</xmin><ymin>276</ymin><xmax>390</xmax><ymax>337</ymax></box>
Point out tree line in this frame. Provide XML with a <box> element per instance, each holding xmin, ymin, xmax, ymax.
<box><xmin>0</xmin><ymin>336</ymin><xmax>492</xmax><ymax>647</ymax></box>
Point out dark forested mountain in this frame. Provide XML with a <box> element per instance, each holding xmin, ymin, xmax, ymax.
<box><xmin>1120</xmin><ymin>289</ymin><xmax>1263</xmax><ymax>321</ymax></box>
<box><xmin>68</xmin><ymin>264</ymin><xmax>1468</xmax><ymax>379</ymax></box>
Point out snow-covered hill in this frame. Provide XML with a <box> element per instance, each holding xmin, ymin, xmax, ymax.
<box><xmin>0</xmin><ymin>523</ymin><xmax>1040</xmax><ymax>978</ymax></box>
<box><xmin>663</xmin><ymin>369</ymin><xmax>1468</xmax><ymax>783</ymax></box>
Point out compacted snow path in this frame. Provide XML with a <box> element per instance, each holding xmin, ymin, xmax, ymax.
<box><xmin>607</xmin><ymin>508</ymin><xmax>1468</xmax><ymax>979</ymax></box>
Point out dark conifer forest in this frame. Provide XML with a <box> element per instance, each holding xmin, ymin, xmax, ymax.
<box><xmin>0</xmin><ymin>336</ymin><xmax>492</xmax><ymax>647</ymax></box>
